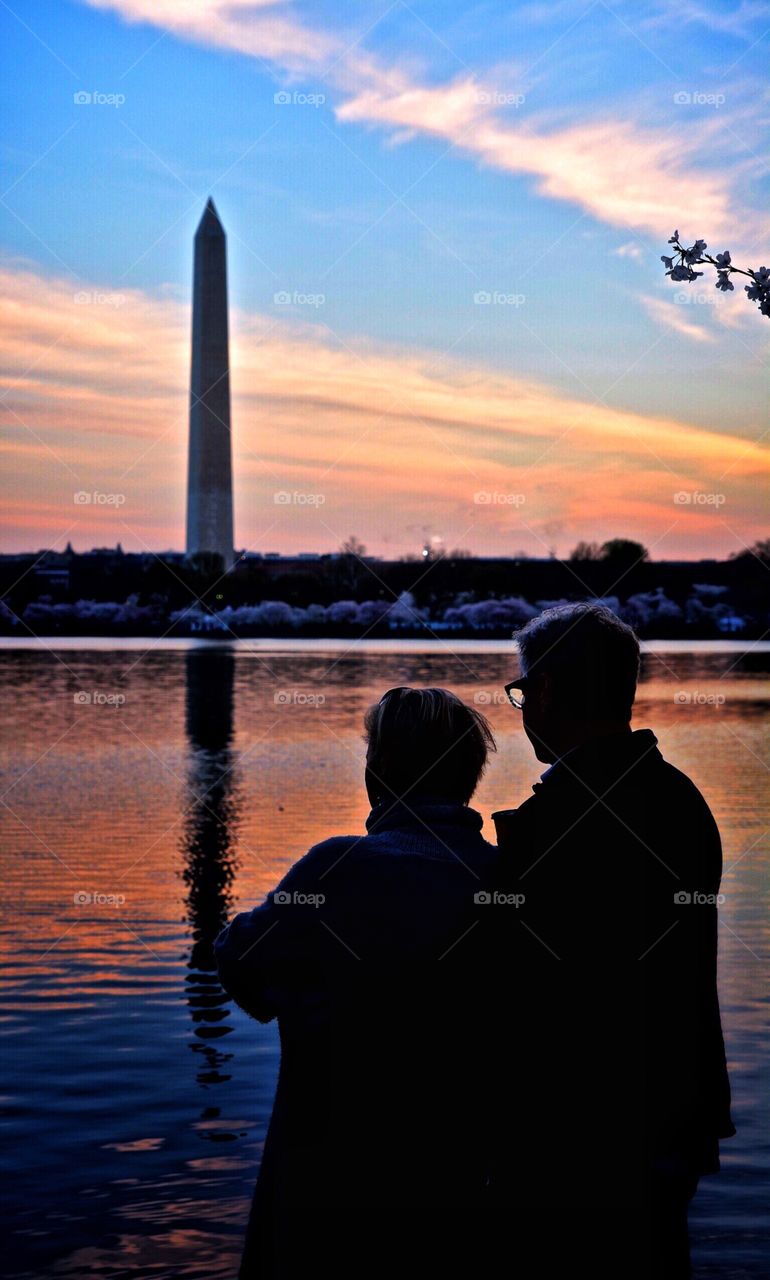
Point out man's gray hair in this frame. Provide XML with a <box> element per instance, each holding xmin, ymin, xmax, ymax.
<box><xmin>516</xmin><ymin>602</ymin><xmax>640</xmax><ymax>721</ymax></box>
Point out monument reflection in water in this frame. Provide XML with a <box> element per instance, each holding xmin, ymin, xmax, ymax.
<box><xmin>181</xmin><ymin>646</ymin><xmax>240</xmax><ymax>1090</ymax></box>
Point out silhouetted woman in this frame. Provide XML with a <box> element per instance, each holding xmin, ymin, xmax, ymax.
<box><xmin>215</xmin><ymin>687</ymin><xmax>497</xmax><ymax>1278</ymax></box>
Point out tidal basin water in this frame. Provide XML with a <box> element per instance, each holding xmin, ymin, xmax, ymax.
<box><xmin>1</xmin><ymin>638</ymin><xmax>768</xmax><ymax>1278</ymax></box>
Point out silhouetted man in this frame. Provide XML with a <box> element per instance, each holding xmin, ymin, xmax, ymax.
<box><xmin>490</xmin><ymin>603</ymin><xmax>733</xmax><ymax>1278</ymax></box>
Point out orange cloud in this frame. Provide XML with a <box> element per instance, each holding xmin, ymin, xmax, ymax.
<box><xmin>0</xmin><ymin>263</ymin><xmax>767</xmax><ymax>559</ymax></box>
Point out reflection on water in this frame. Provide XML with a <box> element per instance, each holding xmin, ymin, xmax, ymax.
<box><xmin>182</xmin><ymin>648</ymin><xmax>238</xmax><ymax>1093</ymax></box>
<box><xmin>0</xmin><ymin>640</ymin><xmax>768</xmax><ymax>1278</ymax></box>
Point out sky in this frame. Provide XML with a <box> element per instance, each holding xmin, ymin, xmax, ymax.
<box><xmin>1</xmin><ymin>0</ymin><xmax>769</xmax><ymax>560</ymax></box>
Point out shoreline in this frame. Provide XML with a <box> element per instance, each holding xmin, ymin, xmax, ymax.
<box><xmin>1</xmin><ymin>635</ymin><xmax>768</xmax><ymax>653</ymax></box>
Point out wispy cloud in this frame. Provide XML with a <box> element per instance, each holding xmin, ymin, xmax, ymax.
<box><xmin>83</xmin><ymin>0</ymin><xmax>338</xmax><ymax>74</ymax></box>
<box><xmin>337</xmin><ymin>75</ymin><xmax>744</xmax><ymax>241</ymax></box>
<box><xmin>639</xmin><ymin>292</ymin><xmax>717</xmax><ymax>341</ymax></box>
<box><xmin>646</xmin><ymin>0</ymin><xmax>770</xmax><ymax>38</ymax></box>
<box><xmin>82</xmin><ymin>0</ymin><xmax>761</xmax><ymax>244</ymax></box>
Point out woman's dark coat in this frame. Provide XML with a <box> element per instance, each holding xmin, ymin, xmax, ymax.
<box><xmin>215</xmin><ymin>799</ymin><xmax>497</xmax><ymax>1278</ymax></box>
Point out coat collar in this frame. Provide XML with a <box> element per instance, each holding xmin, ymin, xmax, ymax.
<box><xmin>365</xmin><ymin>797</ymin><xmax>484</xmax><ymax>836</ymax></box>
<box><xmin>535</xmin><ymin>728</ymin><xmax>660</xmax><ymax>791</ymax></box>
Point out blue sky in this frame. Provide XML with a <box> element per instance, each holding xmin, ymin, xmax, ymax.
<box><xmin>1</xmin><ymin>0</ymin><xmax>768</xmax><ymax>557</ymax></box>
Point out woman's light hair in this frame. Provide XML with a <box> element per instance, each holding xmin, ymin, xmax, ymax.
<box><xmin>364</xmin><ymin>686</ymin><xmax>496</xmax><ymax>805</ymax></box>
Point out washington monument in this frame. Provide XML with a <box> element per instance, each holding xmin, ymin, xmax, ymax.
<box><xmin>185</xmin><ymin>197</ymin><xmax>234</xmax><ymax>569</ymax></box>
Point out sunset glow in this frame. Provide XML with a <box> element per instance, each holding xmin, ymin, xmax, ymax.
<box><xmin>2</xmin><ymin>0</ymin><xmax>768</xmax><ymax>557</ymax></box>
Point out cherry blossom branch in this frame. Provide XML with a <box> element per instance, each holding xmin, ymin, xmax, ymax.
<box><xmin>661</xmin><ymin>231</ymin><xmax>770</xmax><ymax>318</ymax></box>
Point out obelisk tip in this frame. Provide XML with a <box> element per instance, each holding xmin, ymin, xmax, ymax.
<box><xmin>196</xmin><ymin>197</ymin><xmax>224</xmax><ymax>236</ymax></box>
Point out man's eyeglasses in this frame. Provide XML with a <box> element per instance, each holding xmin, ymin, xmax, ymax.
<box><xmin>504</xmin><ymin>677</ymin><xmax>528</xmax><ymax>710</ymax></box>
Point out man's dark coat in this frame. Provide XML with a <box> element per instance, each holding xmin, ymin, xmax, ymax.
<box><xmin>490</xmin><ymin>728</ymin><xmax>734</xmax><ymax>1220</ymax></box>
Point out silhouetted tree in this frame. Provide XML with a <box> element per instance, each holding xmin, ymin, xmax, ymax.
<box><xmin>730</xmin><ymin>538</ymin><xmax>770</xmax><ymax>565</ymax></box>
<box><xmin>335</xmin><ymin>536</ymin><xmax>371</xmax><ymax>594</ymax></box>
<box><xmin>569</xmin><ymin>541</ymin><xmax>603</xmax><ymax>561</ymax></box>
<box><xmin>600</xmin><ymin>539</ymin><xmax>649</xmax><ymax>567</ymax></box>
<box><xmin>340</xmin><ymin>535</ymin><xmax>367</xmax><ymax>558</ymax></box>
